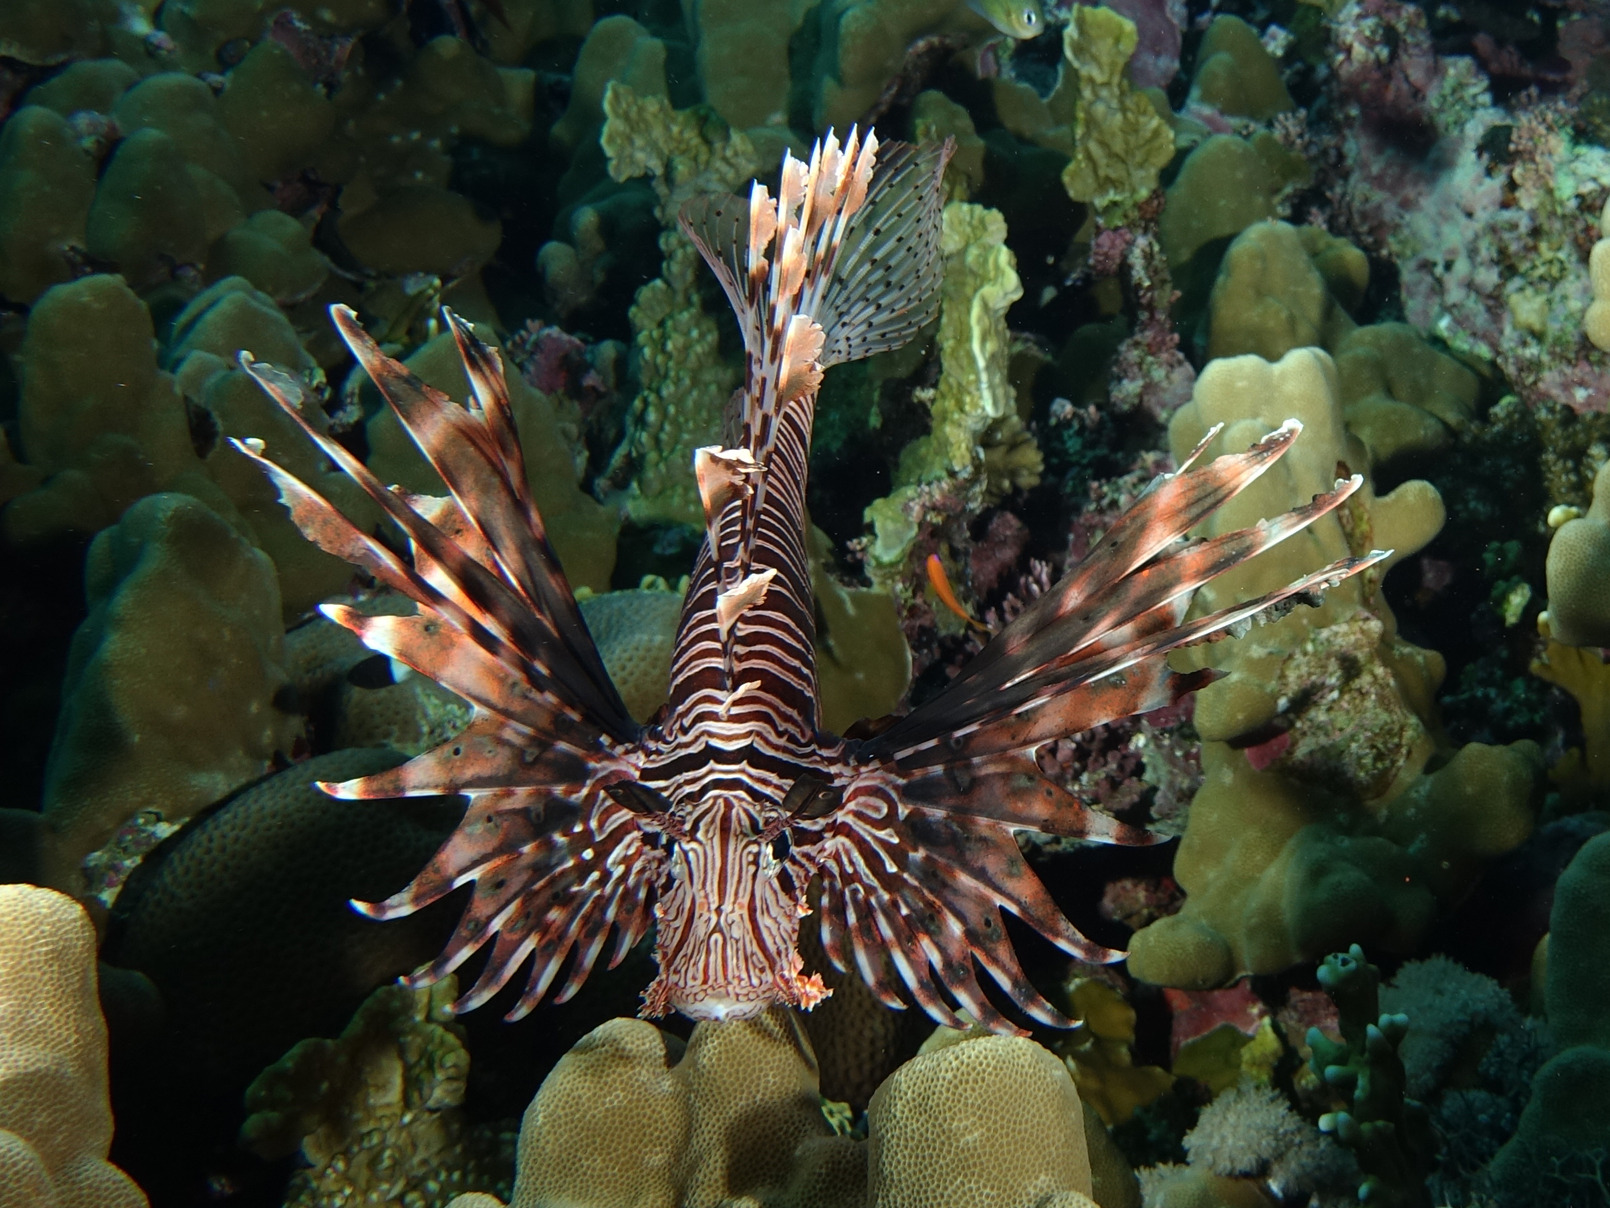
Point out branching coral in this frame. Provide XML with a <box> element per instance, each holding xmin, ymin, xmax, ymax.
<box><xmin>1307</xmin><ymin>946</ymin><xmax>1435</xmax><ymax>1208</ymax></box>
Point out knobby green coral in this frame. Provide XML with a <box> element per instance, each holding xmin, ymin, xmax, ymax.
<box><xmin>1308</xmin><ymin>946</ymin><xmax>1436</xmax><ymax>1208</ymax></box>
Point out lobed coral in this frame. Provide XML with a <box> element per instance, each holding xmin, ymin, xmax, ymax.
<box><xmin>453</xmin><ymin>1009</ymin><xmax>1103</xmax><ymax>1208</ymax></box>
<box><xmin>0</xmin><ymin>884</ymin><xmax>147</xmax><ymax>1208</ymax></box>
<box><xmin>1126</xmin><ymin>350</ymin><xmax>1541</xmax><ymax>989</ymax></box>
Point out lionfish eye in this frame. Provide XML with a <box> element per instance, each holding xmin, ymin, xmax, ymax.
<box><xmin>779</xmin><ymin>774</ymin><xmax>843</xmax><ymax>820</ymax></box>
<box><xmin>768</xmin><ymin>830</ymin><xmax>791</xmax><ymax>862</ymax></box>
<box><xmin>605</xmin><ymin>780</ymin><xmax>674</xmax><ymax>816</ymax></box>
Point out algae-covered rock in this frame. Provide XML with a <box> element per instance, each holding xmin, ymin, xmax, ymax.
<box><xmin>39</xmin><ymin>492</ymin><xmax>302</xmax><ymax>894</ymax></box>
<box><xmin>242</xmin><ymin>978</ymin><xmax>508</xmax><ymax>1208</ymax></box>
<box><xmin>0</xmin><ymin>106</ymin><xmax>97</xmax><ymax>305</ymax></box>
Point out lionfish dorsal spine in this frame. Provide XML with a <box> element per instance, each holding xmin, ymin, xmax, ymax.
<box><xmin>666</xmin><ymin>131</ymin><xmax>951</xmax><ymax>735</ymax></box>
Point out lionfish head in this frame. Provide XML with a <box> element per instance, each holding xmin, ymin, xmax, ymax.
<box><xmin>626</xmin><ymin>774</ymin><xmax>838</xmax><ymax>1021</ymax></box>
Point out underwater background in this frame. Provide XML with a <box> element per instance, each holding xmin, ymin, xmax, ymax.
<box><xmin>1</xmin><ymin>0</ymin><xmax>1609</xmax><ymax>1204</ymax></box>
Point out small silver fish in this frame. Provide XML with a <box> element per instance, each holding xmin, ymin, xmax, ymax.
<box><xmin>967</xmin><ymin>0</ymin><xmax>1045</xmax><ymax>38</ymax></box>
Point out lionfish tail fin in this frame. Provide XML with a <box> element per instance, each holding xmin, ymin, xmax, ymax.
<box><xmin>679</xmin><ymin>130</ymin><xmax>950</xmax><ymax>463</ymax></box>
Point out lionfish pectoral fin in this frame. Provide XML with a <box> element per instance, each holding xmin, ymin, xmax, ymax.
<box><xmin>865</xmin><ymin>430</ymin><xmax>1386</xmax><ymax>764</ymax></box>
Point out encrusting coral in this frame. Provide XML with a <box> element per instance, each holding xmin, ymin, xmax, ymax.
<box><xmin>0</xmin><ymin>883</ymin><xmax>147</xmax><ymax>1208</ymax></box>
<box><xmin>242</xmin><ymin>977</ymin><xmax>511</xmax><ymax>1208</ymax></box>
<box><xmin>447</xmin><ymin>1010</ymin><xmax>1102</xmax><ymax>1208</ymax></box>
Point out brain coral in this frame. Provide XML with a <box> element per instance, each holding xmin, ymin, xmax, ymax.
<box><xmin>456</xmin><ymin>1011</ymin><xmax>1100</xmax><ymax>1208</ymax></box>
<box><xmin>106</xmin><ymin>749</ymin><xmax>460</xmax><ymax>1090</ymax></box>
<box><xmin>0</xmin><ymin>883</ymin><xmax>147</xmax><ymax>1208</ymax></box>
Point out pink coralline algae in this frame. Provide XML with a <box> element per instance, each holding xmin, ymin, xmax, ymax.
<box><xmin>506</xmin><ymin>321</ymin><xmax>618</xmax><ymax>412</ymax></box>
<box><xmin>1331</xmin><ymin>0</ymin><xmax>1610</xmax><ymax>414</ymax></box>
<box><xmin>1162</xmin><ymin>982</ymin><xmax>1269</xmax><ymax>1060</ymax></box>
<box><xmin>1105</xmin><ymin>202</ymin><xmax>1195</xmax><ymax>421</ymax></box>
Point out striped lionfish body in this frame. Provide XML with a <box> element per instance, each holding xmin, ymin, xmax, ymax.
<box><xmin>236</xmin><ymin>130</ymin><xmax>1387</xmax><ymax>1032</ymax></box>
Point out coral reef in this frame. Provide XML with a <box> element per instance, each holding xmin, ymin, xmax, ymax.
<box><xmin>0</xmin><ymin>883</ymin><xmax>147</xmax><ymax>1208</ymax></box>
<box><xmin>1</xmin><ymin>0</ymin><xmax>1607</xmax><ymax>1202</ymax></box>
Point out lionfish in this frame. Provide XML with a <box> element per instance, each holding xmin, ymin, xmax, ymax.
<box><xmin>235</xmin><ymin>130</ymin><xmax>1385</xmax><ymax>1033</ymax></box>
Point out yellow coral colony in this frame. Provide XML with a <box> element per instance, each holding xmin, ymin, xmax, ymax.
<box><xmin>0</xmin><ymin>884</ymin><xmax>147</xmax><ymax>1208</ymax></box>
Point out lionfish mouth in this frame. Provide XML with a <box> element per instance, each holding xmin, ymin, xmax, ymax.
<box><xmin>236</xmin><ymin>127</ymin><xmax>1388</xmax><ymax>1034</ymax></box>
